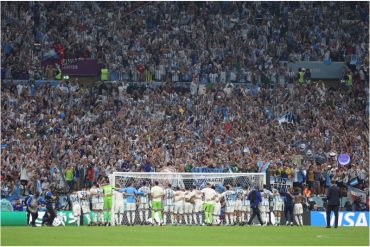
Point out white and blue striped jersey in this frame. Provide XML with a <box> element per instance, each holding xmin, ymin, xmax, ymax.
<box><xmin>78</xmin><ymin>190</ymin><xmax>90</xmax><ymax>206</ymax></box>
<box><xmin>221</xmin><ymin>190</ymin><xmax>236</xmax><ymax>207</ymax></box>
<box><xmin>164</xmin><ymin>188</ymin><xmax>175</xmax><ymax>206</ymax></box>
<box><xmin>70</xmin><ymin>193</ymin><xmax>80</xmax><ymax>206</ymax></box>
<box><xmin>90</xmin><ymin>188</ymin><xmax>104</xmax><ymax>204</ymax></box>
<box><xmin>138</xmin><ymin>186</ymin><xmax>151</xmax><ymax>204</ymax></box>
<box><xmin>243</xmin><ymin>190</ymin><xmax>250</xmax><ymax>206</ymax></box>
<box><xmin>235</xmin><ymin>188</ymin><xmax>244</xmax><ymax>200</ymax></box>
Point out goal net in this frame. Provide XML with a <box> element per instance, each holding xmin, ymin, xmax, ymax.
<box><xmin>109</xmin><ymin>172</ymin><xmax>265</xmax><ymax>226</ymax></box>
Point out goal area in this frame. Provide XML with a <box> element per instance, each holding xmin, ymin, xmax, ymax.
<box><xmin>109</xmin><ymin>172</ymin><xmax>265</xmax><ymax>226</ymax></box>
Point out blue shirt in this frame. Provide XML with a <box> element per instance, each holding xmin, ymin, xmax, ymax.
<box><xmin>248</xmin><ymin>190</ymin><xmax>262</xmax><ymax>208</ymax></box>
<box><xmin>119</xmin><ymin>187</ymin><xmax>143</xmax><ymax>203</ymax></box>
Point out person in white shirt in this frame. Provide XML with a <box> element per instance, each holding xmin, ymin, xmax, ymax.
<box><xmin>272</xmin><ymin>189</ymin><xmax>284</xmax><ymax>226</ymax></box>
<box><xmin>221</xmin><ymin>184</ymin><xmax>236</xmax><ymax>225</ymax></box>
<box><xmin>78</xmin><ymin>187</ymin><xmax>91</xmax><ymax>226</ymax></box>
<box><xmin>192</xmin><ymin>186</ymin><xmax>204</xmax><ymax>225</ymax></box>
<box><xmin>212</xmin><ymin>189</ymin><xmax>222</xmax><ymax>225</ymax></box>
<box><xmin>138</xmin><ymin>181</ymin><xmax>151</xmax><ymax>225</ymax></box>
<box><xmin>163</xmin><ymin>184</ymin><xmax>175</xmax><ymax>225</ymax></box>
<box><xmin>234</xmin><ymin>186</ymin><xmax>245</xmax><ymax>225</ymax></box>
<box><xmin>184</xmin><ymin>188</ymin><xmax>195</xmax><ymax>225</ymax></box>
<box><xmin>201</xmin><ymin>183</ymin><xmax>217</xmax><ymax>225</ymax></box>
<box><xmin>243</xmin><ymin>187</ymin><xmax>251</xmax><ymax>224</ymax></box>
<box><xmin>173</xmin><ymin>187</ymin><xmax>185</xmax><ymax>225</ymax></box>
<box><xmin>150</xmin><ymin>181</ymin><xmax>164</xmax><ymax>225</ymax></box>
<box><xmin>112</xmin><ymin>187</ymin><xmax>124</xmax><ymax>225</ymax></box>
<box><xmin>70</xmin><ymin>191</ymin><xmax>82</xmax><ymax>226</ymax></box>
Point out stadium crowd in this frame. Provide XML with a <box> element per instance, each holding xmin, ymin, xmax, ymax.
<box><xmin>1</xmin><ymin>1</ymin><xmax>369</xmax><ymax>83</ymax></box>
<box><xmin>1</xmin><ymin>1</ymin><xmax>369</xmax><ymax>213</ymax></box>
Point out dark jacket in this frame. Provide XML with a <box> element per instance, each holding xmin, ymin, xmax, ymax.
<box><xmin>248</xmin><ymin>189</ymin><xmax>262</xmax><ymax>208</ymax></box>
<box><xmin>326</xmin><ymin>184</ymin><xmax>341</xmax><ymax>206</ymax></box>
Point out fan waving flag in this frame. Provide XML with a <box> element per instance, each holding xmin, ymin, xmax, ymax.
<box><xmin>257</xmin><ymin>160</ymin><xmax>271</xmax><ymax>173</ymax></box>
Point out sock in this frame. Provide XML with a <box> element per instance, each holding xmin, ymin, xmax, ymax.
<box><xmin>193</xmin><ymin>213</ymin><xmax>198</xmax><ymax>225</ymax></box>
<box><xmin>233</xmin><ymin>215</ymin><xmax>236</xmax><ymax>223</ymax></box>
<box><xmin>126</xmin><ymin>212</ymin><xmax>131</xmax><ymax>224</ymax></box>
<box><xmin>212</xmin><ymin>214</ymin><xmax>217</xmax><ymax>224</ymax></box>
<box><xmin>184</xmin><ymin>214</ymin><xmax>189</xmax><ymax>224</ymax></box>
<box><xmin>100</xmin><ymin>212</ymin><xmax>105</xmax><ymax>223</ymax></box>
<box><xmin>85</xmin><ymin>214</ymin><xmax>91</xmax><ymax>224</ymax></box>
<box><xmin>163</xmin><ymin>212</ymin><xmax>167</xmax><ymax>224</ymax></box>
<box><xmin>170</xmin><ymin>214</ymin><xmax>174</xmax><ymax>224</ymax></box>
<box><xmin>295</xmin><ymin>215</ymin><xmax>299</xmax><ymax>226</ymax></box>
<box><xmin>140</xmin><ymin>211</ymin><xmax>144</xmax><ymax>223</ymax></box>
<box><xmin>76</xmin><ymin>216</ymin><xmax>80</xmax><ymax>226</ymax></box>
<box><xmin>230</xmin><ymin>215</ymin><xmax>234</xmax><ymax>224</ymax></box>
<box><xmin>241</xmin><ymin>212</ymin><xmax>245</xmax><ymax>222</ymax></box>
<box><xmin>199</xmin><ymin>213</ymin><xmax>203</xmax><ymax>224</ymax></box>
<box><xmin>158</xmin><ymin>211</ymin><xmax>162</xmax><ymax>222</ymax></box>
<box><xmin>299</xmin><ymin>215</ymin><xmax>303</xmax><ymax>226</ymax></box>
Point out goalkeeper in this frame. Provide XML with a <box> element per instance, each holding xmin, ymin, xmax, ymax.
<box><xmin>102</xmin><ymin>179</ymin><xmax>114</xmax><ymax>226</ymax></box>
<box><xmin>150</xmin><ymin>181</ymin><xmax>165</xmax><ymax>225</ymax></box>
<box><xmin>201</xmin><ymin>183</ymin><xmax>217</xmax><ymax>225</ymax></box>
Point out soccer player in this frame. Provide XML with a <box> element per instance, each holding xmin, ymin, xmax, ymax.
<box><xmin>243</xmin><ymin>186</ymin><xmax>251</xmax><ymax>224</ymax></box>
<box><xmin>150</xmin><ymin>181</ymin><xmax>165</xmax><ymax>225</ymax></box>
<box><xmin>201</xmin><ymin>183</ymin><xmax>217</xmax><ymax>225</ymax></box>
<box><xmin>138</xmin><ymin>181</ymin><xmax>151</xmax><ymax>225</ymax></box>
<box><xmin>90</xmin><ymin>183</ymin><xmax>105</xmax><ymax>226</ymax></box>
<box><xmin>293</xmin><ymin>193</ymin><xmax>304</xmax><ymax>226</ymax></box>
<box><xmin>119</xmin><ymin>182</ymin><xmax>143</xmax><ymax>226</ymax></box>
<box><xmin>112</xmin><ymin>187</ymin><xmax>124</xmax><ymax>225</ymax></box>
<box><xmin>184</xmin><ymin>188</ymin><xmax>195</xmax><ymax>225</ymax></box>
<box><xmin>212</xmin><ymin>189</ymin><xmax>222</xmax><ymax>225</ymax></box>
<box><xmin>192</xmin><ymin>185</ymin><xmax>204</xmax><ymax>225</ymax></box>
<box><xmin>234</xmin><ymin>185</ymin><xmax>244</xmax><ymax>225</ymax></box>
<box><xmin>78</xmin><ymin>186</ymin><xmax>92</xmax><ymax>226</ymax></box>
<box><xmin>221</xmin><ymin>184</ymin><xmax>236</xmax><ymax>225</ymax></box>
<box><xmin>272</xmin><ymin>189</ymin><xmax>284</xmax><ymax>226</ymax></box>
<box><xmin>102</xmin><ymin>181</ymin><xmax>114</xmax><ymax>226</ymax></box>
<box><xmin>260</xmin><ymin>189</ymin><xmax>272</xmax><ymax>225</ymax></box>
<box><xmin>163</xmin><ymin>184</ymin><xmax>175</xmax><ymax>225</ymax></box>
<box><xmin>173</xmin><ymin>186</ymin><xmax>185</xmax><ymax>225</ymax></box>
<box><xmin>70</xmin><ymin>191</ymin><xmax>82</xmax><ymax>226</ymax></box>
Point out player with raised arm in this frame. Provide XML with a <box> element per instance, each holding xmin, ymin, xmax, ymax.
<box><xmin>163</xmin><ymin>184</ymin><xmax>175</xmax><ymax>225</ymax></box>
<box><xmin>70</xmin><ymin>191</ymin><xmax>82</xmax><ymax>226</ymax></box>
<box><xmin>201</xmin><ymin>183</ymin><xmax>217</xmax><ymax>225</ymax></box>
<box><xmin>138</xmin><ymin>181</ymin><xmax>151</xmax><ymax>225</ymax></box>
<box><xmin>112</xmin><ymin>185</ymin><xmax>124</xmax><ymax>225</ymax></box>
<box><xmin>184</xmin><ymin>187</ymin><xmax>195</xmax><ymax>225</ymax></box>
<box><xmin>78</xmin><ymin>186</ymin><xmax>92</xmax><ymax>226</ymax></box>
<box><xmin>221</xmin><ymin>184</ymin><xmax>236</xmax><ymax>225</ymax></box>
<box><xmin>150</xmin><ymin>181</ymin><xmax>165</xmax><ymax>225</ymax></box>
<box><xmin>90</xmin><ymin>183</ymin><xmax>105</xmax><ymax>226</ymax></box>
<box><xmin>173</xmin><ymin>186</ymin><xmax>185</xmax><ymax>225</ymax></box>
<box><xmin>234</xmin><ymin>185</ymin><xmax>244</xmax><ymax>225</ymax></box>
<box><xmin>272</xmin><ymin>188</ymin><xmax>284</xmax><ymax>226</ymax></box>
<box><xmin>192</xmin><ymin>185</ymin><xmax>204</xmax><ymax>225</ymax></box>
<box><xmin>119</xmin><ymin>181</ymin><xmax>143</xmax><ymax>226</ymax></box>
<box><xmin>243</xmin><ymin>186</ymin><xmax>251</xmax><ymax>224</ymax></box>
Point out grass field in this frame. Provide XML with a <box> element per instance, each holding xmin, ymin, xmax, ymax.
<box><xmin>1</xmin><ymin>226</ymin><xmax>369</xmax><ymax>246</ymax></box>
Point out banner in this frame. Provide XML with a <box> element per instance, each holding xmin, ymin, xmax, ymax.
<box><xmin>310</xmin><ymin>211</ymin><xmax>369</xmax><ymax>227</ymax></box>
<box><xmin>62</xmin><ymin>59</ymin><xmax>99</xmax><ymax>76</ymax></box>
<box><xmin>270</xmin><ymin>176</ymin><xmax>293</xmax><ymax>192</ymax></box>
<box><xmin>1</xmin><ymin>211</ymin><xmax>93</xmax><ymax>226</ymax></box>
<box><xmin>348</xmin><ymin>186</ymin><xmax>367</xmax><ymax>204</ymax></box>
<box><xmin>257</xmin><ymin>160</ymin><xmax>271</xmax><ymax>173</ymax></box>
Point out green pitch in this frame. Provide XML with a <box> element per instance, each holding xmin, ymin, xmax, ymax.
<box><xmin>1</xmin><ymin>226</ymin><xmax>369</xmax><ymax>246</ymax></box>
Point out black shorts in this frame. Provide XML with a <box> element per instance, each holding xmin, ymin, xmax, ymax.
<box><xmin>21</xmin><ymin>180</ymin><xmax>28</xmax><ymax>186</ymax></box>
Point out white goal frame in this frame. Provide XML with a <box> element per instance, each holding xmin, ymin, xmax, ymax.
<box><xmin>109</xmin><ymin>172</ymin><xmax>266</xmax><ymax>226</ymax></box>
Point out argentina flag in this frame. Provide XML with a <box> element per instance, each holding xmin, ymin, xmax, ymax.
<box><xmin>257</xmin><ymin>160</ymin><xmax>271</xmax><ymax>173</ymax></box>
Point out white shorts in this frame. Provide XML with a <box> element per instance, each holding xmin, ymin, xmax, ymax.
<box><xmin>138</xmin><ymin>203</ymin><xmax>149</xmax><ymax>210</ymax></box>
<box><xmin>194</xmin><ymin>201</ymin><xmax>203</xmax><ymax>213</ymax></box>
<box><xmin>260</xmin><ymin>205</ymin><xmax>269</xmax><ymax>213</ymax></box>
<box><xmin>184</xmin><ymin>202</ymin><xmax>194</xmax><ymax>214</ymax></box>
<box><xmin>294</xmin><ymin>203</ymin><xmax>303</xmax><ymax>215</ymax></box>
<box><xmin>235</xmin><ymin>200</ymin><xmax>243</xmax><ymax>211</ymax></box>
<box><xmin>92</xmin><ymin>203</ymin><xmax>104</xmax><ymax>211</ymax></box>
<box><xmin>163</xmin><ymin>205</ymin><xmax>174</xmax><ymax>213</ymax></box>
<box><xmin>81</xmin><ymin>204</ymin><xmax>90</xmax><ymax>214</ymax></box>
<box><xmin>174</xmin><ymin>201</ymin><xmax>184</xmax><ymax>214</ymax></box>
<box><xmin>225</xmin><ymin>205</ymin><xmax>235</xmax><ymax>213</ymax></box>
<box><xmin>213</xmin><ymin>203</ymin><xmax>221</xmax><ymax>215</ymax></box>
<box><xmin>72</xmin><ymin>204</ymin><xmax>81</xmax><ymax>217</ymax></box>
<box><xmin>126</xmin><ymin>203</ymin><xmax>136</xmax><ymax>211</ymax></box>
<box><xmin>273</xmin><ymin>202</ymin><xmax>284</xmax><ymax>211</ymax></box>
<box><xmin>114</xmin><ymin>204</ymin><xmax>125</xmax><ymax>214</ymax></box>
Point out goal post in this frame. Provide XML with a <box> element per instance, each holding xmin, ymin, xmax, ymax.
<box><xmin>110</xmin><ymin>172</ymin><xmax>265</xmax><ymax>226</ymax></box>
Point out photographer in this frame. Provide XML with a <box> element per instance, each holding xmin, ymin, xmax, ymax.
<box><xmin>26</xmin><ymin>192</ymin><xmax>44</xmax><ymax>227</ymax></box>
<box><xmin>41</xmin><ymin>190</ymin><xmax>57</xmax><ymax>226</ymax></box>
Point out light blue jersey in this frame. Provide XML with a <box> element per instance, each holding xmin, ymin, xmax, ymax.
<box><xmin>119</xmin><ymin>187</ymin><xmax>143</xmax><ymax>203</ymax></box>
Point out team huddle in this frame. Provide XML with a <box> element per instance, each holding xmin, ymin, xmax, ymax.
<box><xmin>68</xmin><ymin>181</ymin><xmax>305</xmax><ymax>227</ymax></box>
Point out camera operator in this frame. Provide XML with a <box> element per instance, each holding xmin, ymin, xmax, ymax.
<box><xmin>41</xmin><ymin>190</ymin><xmax>57</xmax><ymax>226</ymax></box>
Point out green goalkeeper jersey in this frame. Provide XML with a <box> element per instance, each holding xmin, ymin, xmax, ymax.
<box><xmin>103</xmin><ymin>185</ymin><xmax>114</xmax><ymax>198</ymax></box>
